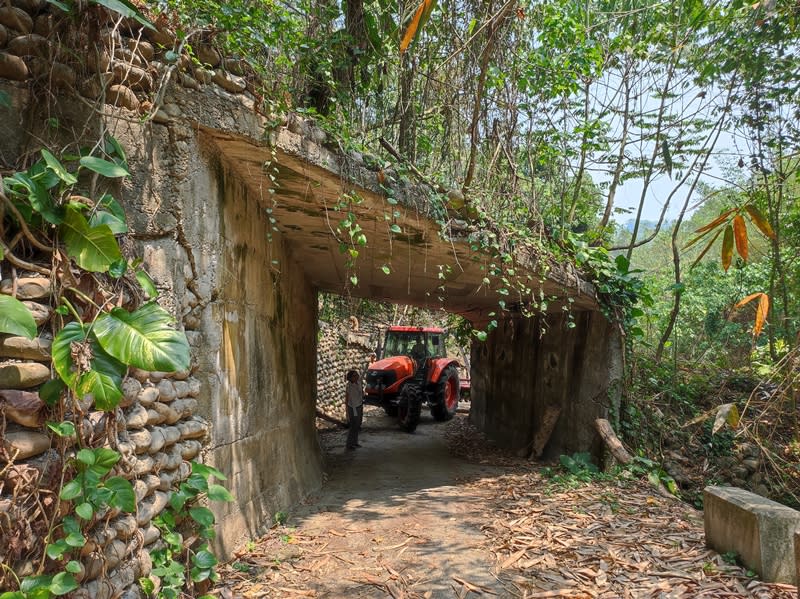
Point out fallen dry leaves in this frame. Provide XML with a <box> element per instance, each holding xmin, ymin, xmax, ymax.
<box><xmin>214</xmin><ymin>414</ymin><xmax>798</xmax><ymax>598</ymax></box>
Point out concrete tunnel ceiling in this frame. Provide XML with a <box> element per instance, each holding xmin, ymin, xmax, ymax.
<box><xmin>201</xmin><ymin>125</ymin><xmax>598</xmax><ymax>318</ymax></box>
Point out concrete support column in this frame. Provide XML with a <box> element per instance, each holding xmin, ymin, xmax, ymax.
<box><xmin>469</xmin><ymin>310</ymin><xmax>622</xmax><ymax>458</ymax></box>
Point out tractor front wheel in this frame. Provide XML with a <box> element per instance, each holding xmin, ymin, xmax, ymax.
<box><xmin>397</xmin><ymin>385</ymin><xmax>422</xmax><ymax>433</ymax></box>
<box><xmin>431</xmin><ymin>365</ymin><xmax>459</xmax><ymax>421</ymax></box>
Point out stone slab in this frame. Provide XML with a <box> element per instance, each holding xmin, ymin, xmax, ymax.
<box><xmin>0</xmin><ymin>335</ymin><xmax>52</xmax><ymax>361</ymax></box>
<box><xmin>704</xmin><ymin>485</ymin><xmax>800</xmax><ymax>584</ymax></box>
<box><xmin>0</xmin><ymin>361</ymin><xmax>50</xmax><ymax>388</ymax></box>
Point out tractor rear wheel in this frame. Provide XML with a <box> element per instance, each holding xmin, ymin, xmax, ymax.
<box><xmin>397</xmin><ymin>385</ymin><xmax>422</xmax><ymax>433</ymax></box>
<box><xmin>431</xmin><ymin>365</ymin><xmax>459</xmax><ymax>421</ymax></box>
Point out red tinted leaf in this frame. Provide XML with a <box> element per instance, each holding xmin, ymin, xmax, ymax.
<box><xmin>733</xmin><ymin>214</ymin><xmax>748</xmax><ymax>261</ymax></box>
<box><xmin>754</xmin><ymin>293</ymin><xmax>769</xmax><ymax>337</ymax></box>
<box><xmin>744</xmin><ymin>205</ymin><xmax>776</xmax><ymax>240</ymax></box>
<box><xmin>689</xmin><ymin>226</ymin><xmax>724</xmax><ymax>269</ymax></box>
<box><xmin>734</xmin><ymin>292</ymin><xmax>769</xmax><ymax>338</ymax></box>
<box><xmin>693</xmin><ymin>208</ymin><xmax>735</xmax><ymax>235</ymax></box>
<box><xmin>400</xmin><ymin>0</ymin><xmax>437</xmax><ymax>53</ymax></box>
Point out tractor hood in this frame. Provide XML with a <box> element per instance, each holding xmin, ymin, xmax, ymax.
<box><xmin>369</xmin><ymin>355</ymin><xmax>415</xmax><ymax>373</ymax></box>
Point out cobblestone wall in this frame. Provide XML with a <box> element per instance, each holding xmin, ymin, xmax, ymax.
<box><xmin>315</xmin><ymin>320</ymin><xmax>379</xmax><ymax>423</ymax></box>
<box><xmin>0</xmin><ymin>276</ymin><xmax>208</xmax><ymax>597</ymax></box>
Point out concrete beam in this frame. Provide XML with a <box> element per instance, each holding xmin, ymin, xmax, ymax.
<box><xmin>704</xmin><ymin>485</ymin><xmax>800</xmax><ymax>584</ymax></box>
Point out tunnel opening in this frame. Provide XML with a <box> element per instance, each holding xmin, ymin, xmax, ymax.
<box><xmin>314</xmin><ymin>292</ymin><xmax>473</xmax><ymax>439</ymax></box>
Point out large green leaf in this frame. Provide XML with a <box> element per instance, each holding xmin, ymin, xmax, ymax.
<box><xmin>0</xmin><ymin>295</ymin><xmax>37</xmax><ymax>338</ymax></box>
<box><xmin>76</xmin><ymin>369</ymin><xmax>122</xmax><ymax>410</ymax></box>
<box><xmin>6</xmin><ymin>171</ymin><xmax>62</xmax><ymax>224</ymax></box>
<box><xmin>51</xmin><ymin>322</ymin><xmax>126</xmax><ymax>410</ymax></box>
<box><xmin>89</xmin><ymin>193</ymin><xmax>128</xmax><ymax>234</ymax></box>
<box><xmin>41</xmin><ymin>149</ymin><xmax>78</xmax><ymax>185</ymax></box>
<box><xmin>104</xmin><ymin>476</ymin><xmax>136</xmax><ymax>512</ymax></box>
<box><xmin>93</xmin><ymin>303</ymin><xmax>190</xmax><ymax>372</ymax></box>
<box><xmin>79</xmin><ymin>156</ymin><xmax>130</xmax><ymax>178</ymax></box>
<box><xmin>89</xmin><ymin>0</ymin><xmax>156</xmax><ymax>30</ymax></box>
<box><xmin>61</xmin><ymin>205</ymin><xmax>122</xmax><ymax>272</ymax></box>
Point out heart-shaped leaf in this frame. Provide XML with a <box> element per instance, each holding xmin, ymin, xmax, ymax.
<box><xmin>0</xmin><ymin>295</ymin><xmax>37</xmax><ymax>338</ymax></box>
<box><xmin>61</xmin><ymin>206</ymin><xmax>122</xmax><ymax>272</ymax></box>
<box><xmin>51</xmin><ymin>322</ymin><xmax>126</xmax><ymax>410</ymax></box>
<box><xmin>93</xmin><ymin>303</ymin><xmax>190</xmax><ymax>372</ymax></box>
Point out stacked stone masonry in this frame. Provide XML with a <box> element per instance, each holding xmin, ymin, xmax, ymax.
<box><xmin>0</xmin><ymin>0</ymin><xmax>254</xmax><ymax>119</ymax></box>
<box><xmin>315</xmin><ymin>320</ymin><xmax>379</xmax><ymax>424</ymax></box>
<box><xmin>1</xmin><ymin>275</ymin><xmax>209</xmax><ymax>597</ymax></box>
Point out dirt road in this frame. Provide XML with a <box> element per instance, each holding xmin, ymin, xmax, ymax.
<box><xmin>215</xmin><ymin>408</ymin><xmax>797</xmax><ymax>598</ymax></box>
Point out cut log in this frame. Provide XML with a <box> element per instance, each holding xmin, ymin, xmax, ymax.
<box><xmin>530</xmin><ymin>405</ymin><xmax>561</xmax><ymax>460</ymax></box>
<box><xmin>594</xmin><ymin>418</ymin><xmax>632</xmax><ymax>465</ymax></box>
<box><xmin>315</xmin><ymin>408</ymin><xmax>347</xmax><ymax>428</ymax></box>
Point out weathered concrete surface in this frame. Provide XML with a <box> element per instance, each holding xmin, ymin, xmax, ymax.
<box><xmin>704</xmin><ymin>485</ymin><xmax>800</xmax><ymax>584</ymax></box>
<box><xmin>469</xmin><ymin>310</ymin><xmax>622</xmax><ymax>456</ymax></box>
<box><xmin>109</xmin><ymin>111</ymin><xmax>324</xmax><ymax>556</ymax></box>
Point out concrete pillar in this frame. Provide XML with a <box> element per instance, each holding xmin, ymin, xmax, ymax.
<box><xmin>469</xmin><ymin>310</ymin><xmax>622</xmax><ymax>458</ymax></box>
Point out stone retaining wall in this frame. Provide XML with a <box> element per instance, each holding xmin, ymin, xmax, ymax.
<box><xmin>315</xmin><ymin>320</ymin><xmax>379</xmax><ymax>423</ymax></box>
<box><xmin>0</xmin><ymin>276</ymin><xmax>208</xmax><ymax>597</ymax></box>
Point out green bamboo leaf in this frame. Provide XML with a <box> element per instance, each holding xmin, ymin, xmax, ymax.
<box><xmin>61</xmin><ymin>205</ymin><xmax>122</xmax><ymax>272</ymax></box>
<box><xmin>0</xmin><ymin>295</ymin><xmax>37</xmax><ymax>338</ymax></box>
<box><xmin>79</xmin><ymin>156</ymin><xmax>130</xmax><ymax>178</ymax></box>
<box><xmin>93</xmin><ymin>303</ymin><xmax>190</xmax><ymax>372</ymax></box>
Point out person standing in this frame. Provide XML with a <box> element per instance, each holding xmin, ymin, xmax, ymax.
<box><xmin>345</xmin><ymin>370</ymin><xmax>363</xmax><ymax>450</ymax></box>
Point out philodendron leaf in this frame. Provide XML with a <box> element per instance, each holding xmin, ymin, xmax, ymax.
<box><xmin>79</xmin><ymin>155</ymin><xmax>130</xmax><ymax>178</ymax></box>
<box><xmin>41</xmin><ymin>148</ymin><xmax>78</xmax><ymax>185</ymax></box>
<box><xmin>89</xmin><ymin>193</ymin><xmax>128</xmax><ymax>234</ymax></box>
<box><xmin>7</xmin><ymin>171</ymin><xmax>62</xmax><ymax>224</ymax></box>
<box><xmin>61</xmin><ymin>205</ymin><xmax>122</xmax><ymax>272</ymax></box>
<box><xmin>0</xmin><ymin>295</ymin><xmax>37</xmax><ymax>338</ymax></box>
<box><xmin>51</xmin><ymin>321</ymin><xmax>126</xmax><ymax>410</ymax></box>
<box><xmin>93</xmin><ymin>303</ymin><xmax>190</xmax><ymax>372</ymax></box>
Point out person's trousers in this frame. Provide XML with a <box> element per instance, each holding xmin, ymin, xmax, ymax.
<box><xmin>347</xmin><ymin>405</ymin><xmax>363</xmax><ymax>448</ymax></box>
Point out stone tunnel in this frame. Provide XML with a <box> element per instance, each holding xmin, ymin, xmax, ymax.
<box><xmin>1</xmin><ymin>80</ymin><xmax>622</xmax><ymax>557</ymax></box>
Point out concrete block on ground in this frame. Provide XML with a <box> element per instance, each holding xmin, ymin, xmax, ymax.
<box><xmin>796</xmin><ymin>530</ymin><xmax>800</xmax><ymax>589</ymax></box>
<box><xmin>704</xmin><ymin>485</ymin><xmax>800</xmax><ymax>584</ymax></box>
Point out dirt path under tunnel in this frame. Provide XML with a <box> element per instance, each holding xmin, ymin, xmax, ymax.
<box><xmin>215</xmin><ymin>408</ymin><xmax>798</xmax><ymax>599</ymax></box>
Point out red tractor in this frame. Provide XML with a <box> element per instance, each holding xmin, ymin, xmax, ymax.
<box><xmin>364</xmin><ymin>326</ymin><xmax>463</xmax><ymax>432</ymax></box>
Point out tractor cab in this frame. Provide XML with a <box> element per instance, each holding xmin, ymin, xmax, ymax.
<box><xmin>381</xmin><ymin>328</ymin><xmax>444</xmax><ymax>367</ymax></box>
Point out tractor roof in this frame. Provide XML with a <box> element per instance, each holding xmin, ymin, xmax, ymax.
<box><xmin>387</xmin><ymin>326</ymin><xmax>444</xmax><ymax>333</ymax></box>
